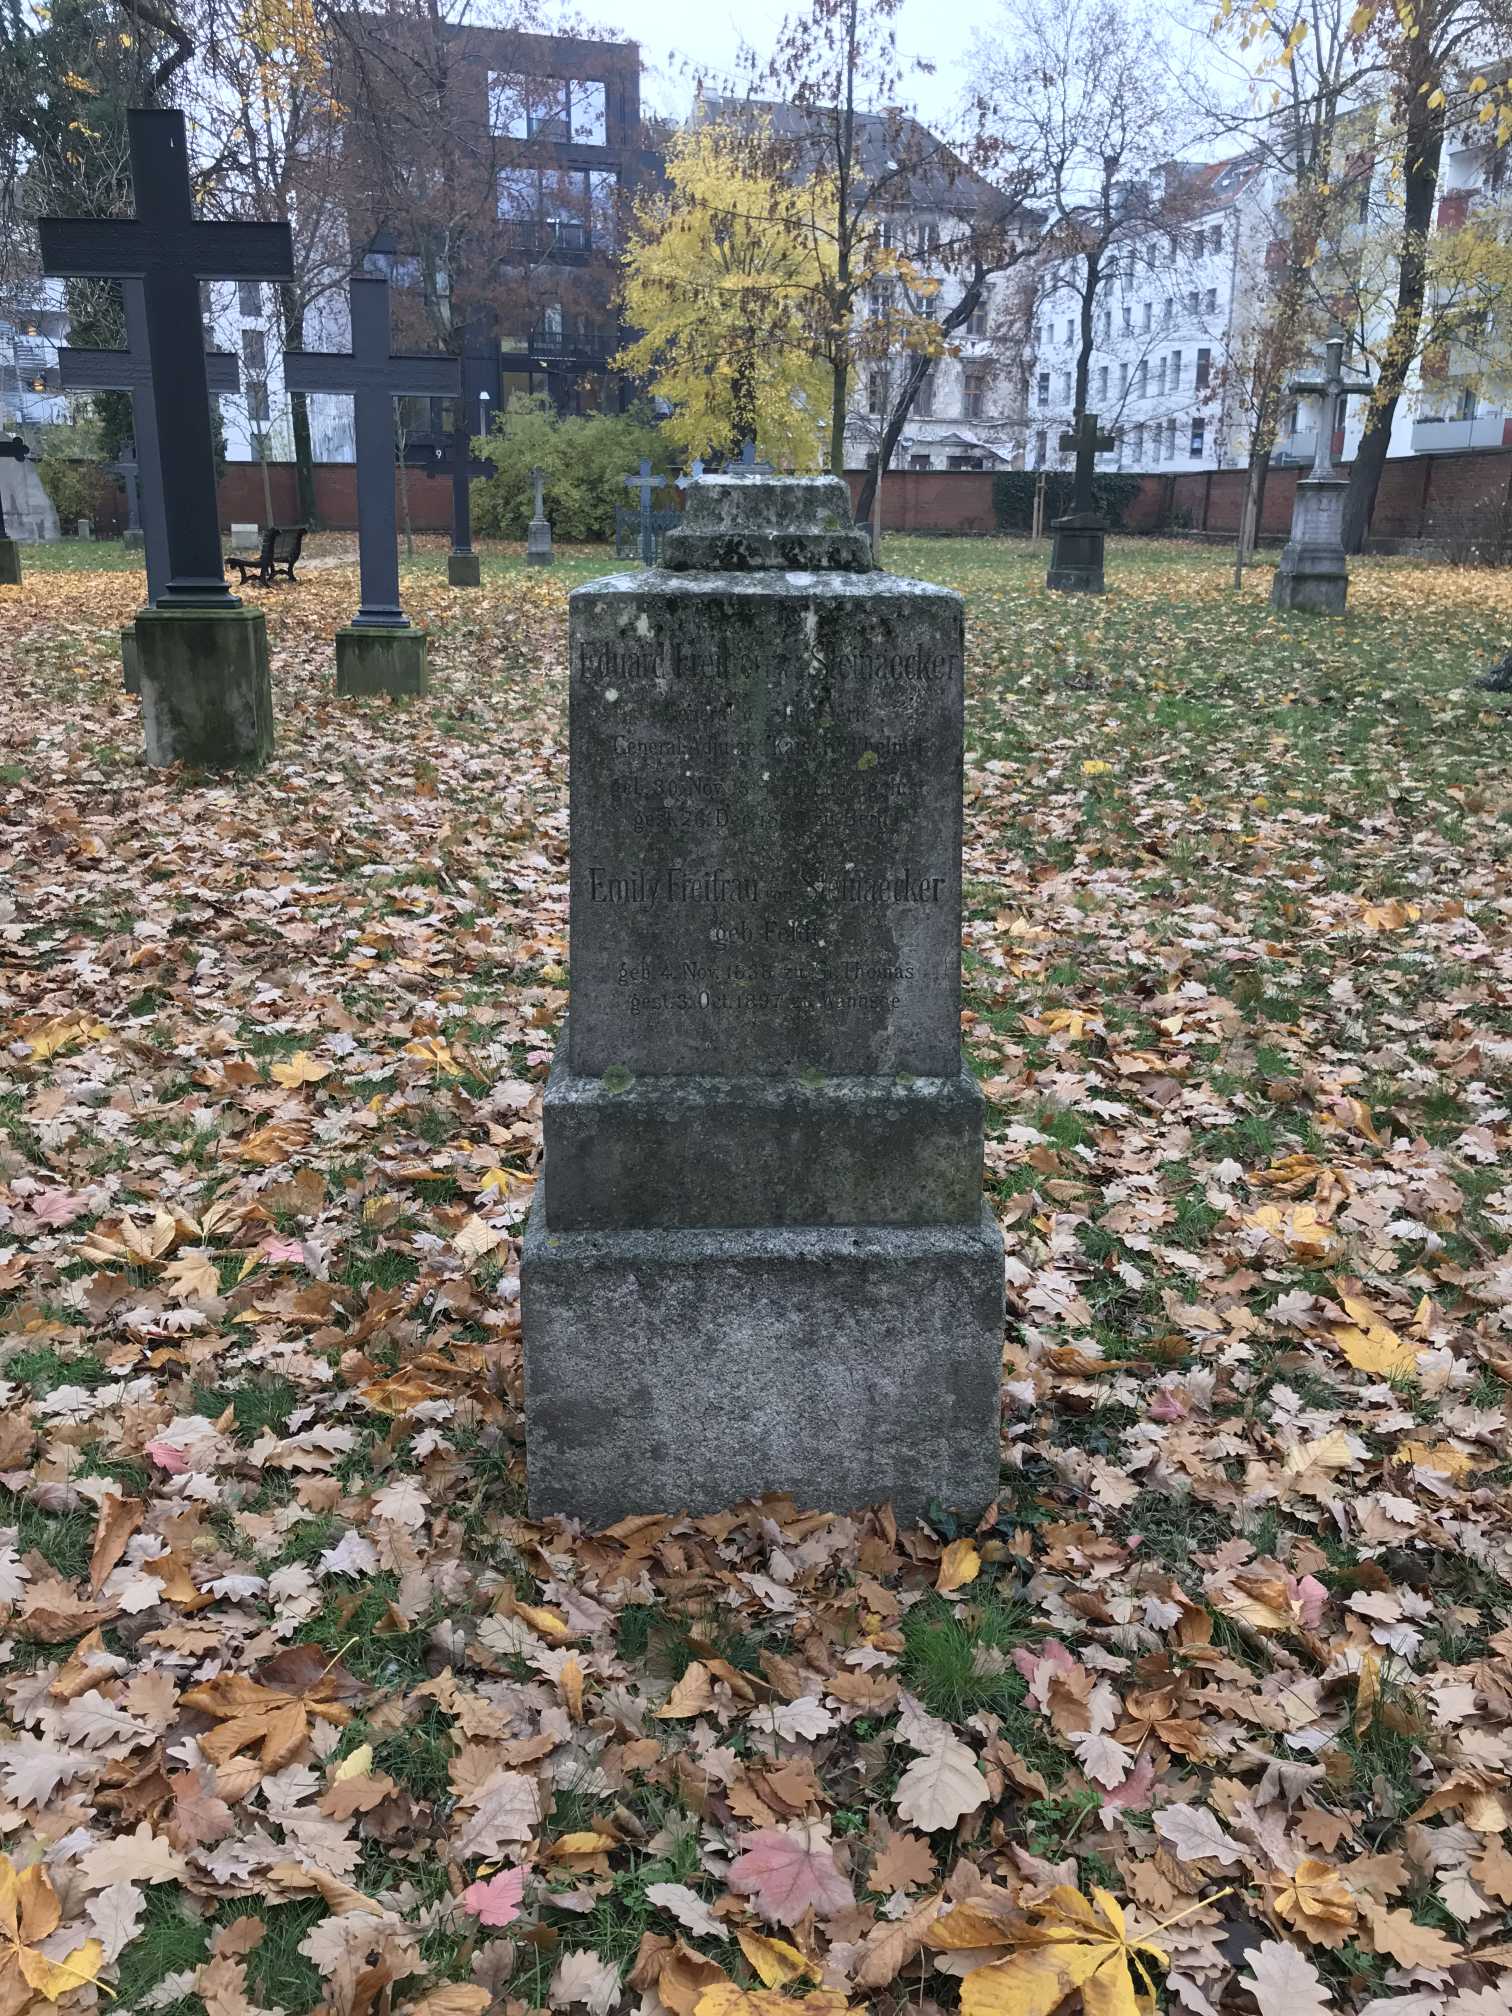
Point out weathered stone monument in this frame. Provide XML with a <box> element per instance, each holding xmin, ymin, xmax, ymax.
<box><xmin>113</xmin><ymin>450</ymin><xmax>145</xmax><ymax>549</ymax></box>
<box><xmin>522</xmin><ymin>471</ymin><xmax>1003</xmax><ymax>1523</ymax></box>
<box><xmin>0</xmin><ymin>437</ymin><xmax>28</xmax><ymax>585</ymax></box>
<box><xmin>39</xmin><ymin>109</ymin><xmax>292</xmax><ymax>768</ymax></box>
<box><xmin>58</xmin><ymin>280</ymin><xmax>241</xmax><ymax>693</ymax></box>
<box><xmin>1047</xmin><ymin>409</ymin><xmax>1115</xmax><ymax>594</ymax></box>
<box><xmin>284</xmin><ymin>275</ymin><xmax>459</xmax><ymax>694</ymax></box>
<box><xmin>525</xmin><ymin>465</ymin><xmax>553</xmax><ymax>566</ymax></box>
<box><xmin>1271</xmin><ymin>336</ymin><xmax>1373</xmax><ymax>615</ymax></box>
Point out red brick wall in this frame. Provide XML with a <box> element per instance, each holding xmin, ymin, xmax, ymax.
<box><xmin>843</xmin><ymin>470</ymin><xmax>998</xmax><ymax>534</ymax></box>
<box><xmin>1149</xmin><ymin>448</ymin><xmax>1512</xmax><ymax>544</ymax></box>
<box><xmin>216</xmin><ymin>462</ymin><xmax>455</xmax><ymax>531</ymax></box>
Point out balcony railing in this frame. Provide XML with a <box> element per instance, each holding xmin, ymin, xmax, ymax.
<box><xmin>499</xmin><ymin>219</ymin><xmax>610</xmax><ymax>261</ymax></box>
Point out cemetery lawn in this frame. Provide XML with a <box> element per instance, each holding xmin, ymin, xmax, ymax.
<box><xmin>1</xmin><ymin>537</ymin><xmax>1510</xmax><ymax>2015</ymax></box>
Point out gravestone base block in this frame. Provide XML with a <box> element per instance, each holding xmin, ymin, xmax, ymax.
<box><xmin>121</xmin><ymin>625</ymin><xmax>141</xmax><ymax>694</ymax></box>
<box><xmin>122</xmin><ymin>529</ymin><xmax>145</xmax><ymax>551</ymax></box>
<box><xmin>1046</xmin><ymin>511</ymin><xmax>1107</xmax><ymax>594</ymax></box>
<box><xmin>523</xmin><ymin>1191</ymin><xmax>1003</xmax><ymax>1524</ymax></box>
<box><xmin>447</xmin><ymin>550</ymin><xmax>481</xmax><ymax>588</ymax></box>
<box><xmin>0</xmin><ymin>537</ymin><xmax>20</xmax><ymax>585</ymax></box>
<box><xmin>526</xmin><ymin>518</ymin><xmax>554</xmax><ymax>566</ymax></box>
<box><xmin>134</xmin><ymin>604</ymin><xmax>272</xmax><ymax>769</ymax></box>
<box><xmin>1270</xmin><ymin>477</ymin><xmax>1349</xmax><ymax>614</ymax></box>
<box><xmin>335</xmin><ymin>624</ymin><xmax>428</xmax><ymax>697</ymax></box>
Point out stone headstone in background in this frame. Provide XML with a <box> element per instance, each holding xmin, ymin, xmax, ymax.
<box><xmin>229</xmin><ymin>522</ymin><xmax>260</xmax><ymax>552</ymax></box>
<box><xmin>76</xmin><ymin>518</ymin><xmax>93</xmax><ymax>540</ymax></box>
<box><xmin>526</xmin><ymin>464</ymin><xmax>553</xmax><ymax>567</ymax></box>
<box><xmin>522</xmin><ymin>471</ymin><xmax>1003</xmax><ymax>1524</ymax></box>
<box><xmin>1271</xmin><ymin>336</ymin><xmax>1372</xmax><ymax>615</ymax></box>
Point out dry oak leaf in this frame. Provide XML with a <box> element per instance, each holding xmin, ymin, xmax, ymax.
<box><xmin>77</xmin><ymin>1821</ymin><xmax>188</xmax><ymax>1889</ymax></box>
<box><xmin>727</xmin><ymin>1827</ymin><xmax>856</xmax><ymax>1926</ymax></box>
<box><xmin>655</xmin><ymin>1660</ymin><xmax>716</xmax><ymax>1719</ymax></box>
<box><xmin>89</xmin><ymin>1492</ymin><xmax>143</xmax><ymax>1594</ymax></box>
<box><xmin>1272</xmin><ymin>1860</ymin><xmax>1358</xmax><ymax>1946</ymax></box>
<box><xmin>549</xmin><ymin>1946</ymin><xmax>622</xmax><ymax>2015</ymax></box>
<box><xmin>646</xmin><ymin>1882</ymin><xmax>727</xmax><ymax>1943</ymax></box>
<box><xmin>1362</xmin><ymin>1902</ymin><xmax>1461</xmax><ymax>1969</ymax></box>
<box><xmin>1473</xmin><ymin>1842</ymin><xmax>1512</xmax><ymax>1907</ymax></box>
<box><xmin>655</xmin><ymin>1940</ymin><xmax>730</xmax><ymax>2016</ymax></box>
<box><xmin>959</xmin><ymin>1888</ymin><xmax>1168</xmax><ymax>2016</ymax></box>
<box><xmin>851</xmin><ymin>1892</ymin><xmax>947</xmax><ymax>1990</ymax></box>
<box><xmin>893</xmin><ymin>1735</ymin><xmax>988</xmax><ymax>1833</ymax></box>
<box><xmin>1153</xmin><ymin>1804</ymin><xmax>1246</xmax><ymax>1868</ymax></box>
<box><xmin>181</xmin><ymin>1645</ymin><xmax>364</xmax><ymax>1770</ymax></box>
<box><xmin>0</xmin><ymin>1854</ymin><xmax>105</xmax><ymax>2006</ymax></box>
<box><xmin>1238</xmin><ymin>1938</ymin><xmax>1332</xmax><ymax>2016</ymax></box>
<box><xmin>404</xmin><ymin>1989</ymin><xmax>492</xmax><ymax>2016</ymax></box>
<box><xmin>453</xmin><ymin>1770</ymin><xmax>542</xmax><ymax>1857</ymax></box>
<box><xmin>871</xmin><ymin>1830</ymin><xmax>937</xmax><ymax>1895</ymax></box>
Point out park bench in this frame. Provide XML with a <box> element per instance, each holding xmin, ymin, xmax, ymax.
<box><xmin>225</xmin><ymin>524</ymin><xmax>307</xmax><ymax>586</ymax></box>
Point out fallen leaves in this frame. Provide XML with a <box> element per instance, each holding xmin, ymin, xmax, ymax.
<box><xmin>0</xmin><ymin>1854</ymin><xmax>104</xmax><ymax>2006</ymax></box>
<box><xmin>726</xmin><ymin>1828</ymin><xmax>855</xmax><ymax>1926</ymax></box>
<box><xmin>959</xmin><ymin>1888</ymin><xmax>1169</xmax><ymax>2016</ymax></box>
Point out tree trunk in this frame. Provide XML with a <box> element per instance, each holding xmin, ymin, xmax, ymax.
<box><xmin>258</xmin><ymin>435</ymin><xmax>274</xmax><ymax>525</ymax></box>
<box><xmin>829</xmin><ymin>354</ymin><xmax>850</xmax><ymax>477</ymax></box>
<box><xmin>1234</xmin><ymin>445</ymin><xmax>1268</xmax><ymax>589</ymax></box>
<box><xmin>1342</xmin><ymin>86</ymin><xmax>1444</xmax><ymax>553</ymax></box>
<box><xmin>854</xmin><ymin>269</ymin><xmax>990</xmax><ymax>524</ymax></box>
<box><xmin>282</xmin><ymin>290</ymin><xmax>318</xmax><ymax>527</ymax></box>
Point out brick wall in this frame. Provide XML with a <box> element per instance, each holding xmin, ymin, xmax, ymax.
<box><xmin>216</xmin><ymin>462</ymin><xmax>456</xmax><ymax>531</ymax></box>
<box><xmin>842</xmin><ymin>470</ymin><xmax>998</xmax><ymax>534</ymax></box>
<box><xmin>1150</xmin><ymin>447</ymin><xmax>1512</xmax><ymax>546</ymax></box>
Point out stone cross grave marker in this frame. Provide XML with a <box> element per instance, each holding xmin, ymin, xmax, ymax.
<box><xmin>38</xmin><ymin>110</ymin><xmax>291</xmax><ymax>609</ymax></box>
<box><xmin>60</xmin><ymin>276</ymin><xmax>241</xmax><ymax>613</ymax></box>
<box><xmin>1271</xmin><ymin>335</ymin><xmax>1373</xmax><ymax>615</ymax></box>
<box><xmin>112</xmin><ymin>450</ymin><xmax>144</xmax><ymax>547</ymax></box>
<box><xmin>521</xmin><ymin>471</ymin><xmax>1004</xmax><ymax>1524</ymax></box>
<box><xmin>623</xmin><ymin>458</ymin><xmax>665</xmax><ymax>564</ymax></box>
<box><xmin>675</xmin><ymin>459</ymin><xmax>705</xmax><ymax>493</ymax></box>
<box><xmin>526</xmin><ymin>464</ymin><xmax>553</xmax><ymax>567</ymax></box>
<box><xmin>1047</xmin><ymin>408</ymin><xmax>1116</xmax><ymax>594</ymax></box>
<box><xmin>0</xmin><ymin>435</ymin><xmax>28</xmax><ymax>583</ymax></box>
<box><xmin>735</xmin><ymin>438</ymin><xmax>774</xmax><ymax>473</ymax></box>
<box><xmin>284</xmin><ymin>274</ymin><xmax>459</xmax><ymax>694</ymax></box>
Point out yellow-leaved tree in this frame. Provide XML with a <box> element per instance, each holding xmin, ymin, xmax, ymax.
<box><xmin>616</xmin><ymin>120</ymin><xmax>835</xmax><ymax>467</ymax></box>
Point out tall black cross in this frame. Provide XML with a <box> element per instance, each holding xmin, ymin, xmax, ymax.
<box><xmin>1059</xmin><ymin>409</ymin><xmax>1116</xmax><ymax>515</ymax></box>
<box><xmin>37</xmin><ymin>109</ymin><xmax>292</xmax><ymax>607</ymax></box>
<box><xmin>624</xmin><ymin>457</ymin><xmax>665</xmax><ymax>565</ymax></box>
<box><xmin>436</xmin><ymin>315</ymin><xmax>500</xmax><ymax>562</ymax></box>
<box><xmin>1289</xmin><ymin>336</ymin><xmax>1373</xmax><ymax>483</ymax></box>
<box><xmin>58</xmin><ymin>277</ymin><xmax>240</xmax><ymax>606</ymax></box>
<box><xmin>284</xmin><ymin>275</ymin><xmax>459</xmax><ymax>628</ymax></box>
<box><xmin>0</xmin><ymin>436</ymin><xmax>29</xmax><ymax>542</ymax></box>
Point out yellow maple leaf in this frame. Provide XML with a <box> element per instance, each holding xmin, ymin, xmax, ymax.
<box><xmin>1332</xmin><ymin>1292</ymin><xmax>1422</xmax><ymax>1379</ymax></box>
<box><xmin>736</xmin><ymin>1932</ymin><xmax>815</xmax><ymax>1988</ymax></box>
<box><xmin>0</xmin><ymin>1855</ymin><xmax>105</xmax><ymax>2005</ymax></box>
<box><xmin>1273</xmin><ymin>1859</ymin><xmax>1358</xmax><ymax>1941</ymax></box>
<box><xmin>17</xmin><ymin>1013</ymin><xmax>109</xmax><ymax>1063</ymax></box>
<box><xmin>1081</xmin><ymin>759</ymin><xmax>1113</xmax><ymax>776</ymax></box>
<box><xmin>270</xmin><ymin>1050</ymin><xmax>331</xmax><ymax>1088</ymax></box>
<box><xmin>936</xmin><ymin>1538</ymin><xmax>982</xmax><ymax>1594</ymax></box>
<box><xmin>404</xmin><ymin>1034</ymin><xmax>461</xmax><ymax>1075</ymax></box>
<box><xmin>961</xmin><ymin>1888</ymin><xmax>1169</xmax><ymax>2016</ymax></box>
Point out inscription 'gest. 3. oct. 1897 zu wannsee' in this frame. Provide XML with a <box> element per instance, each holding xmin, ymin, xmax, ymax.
<box><xmin>568</xmin><ymin>612</ymin><xmax>968</xmax><ymax>1080</ymax></box>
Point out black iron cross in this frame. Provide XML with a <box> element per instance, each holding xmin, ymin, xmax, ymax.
<box><xmin>283</xmin><ymin>275</ymin><xmax>459</xmax><ymax>628</ymax></box>
<box><xmin>736</xmin><ymin>438</ymin><xmax>774</xmax><ymax>473</ymax></box>
<box><xmin>0</xmin><ymin>435</ymin><xmax>28</xmax><ymax>542</ymax></box>
<box><xmin>1058</xmin><ymin>409</ymin><xmax>1116</xmax><ymax>515</ymax></box>
<box><xmin>624</xmin><ymin>458</ymin><xmax>665</xmax><ymax>565</ymax></box>
<box><xmin>37</xmin><ymin>109</ymin><xmax>292</xmax><ymax>607</ymax></box>
<box><xmin>58</xmin><ymin>276</ymin><xmax>240</xmax><ymax>606</ymax></box>
<box><xmin>431</xmin><ymin>315</ymin><xmax>500</xmax><ymax>562</ymax></box>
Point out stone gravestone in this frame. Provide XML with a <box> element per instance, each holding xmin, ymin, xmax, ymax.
<box><xmin>1271</xmin><ymin>336</ymin><xmax>1372</xmax><ymax>614</ymax></box>
<box><xmin>0</xmin><ymin>436</ymin><xmax>28</xmax><ymax>585</ymax></box>
<box><xmin>114</xmin><ymin>449</ymin><xmax>145</xmax><ymax>548</ymax></box>
<box><xmin>58</xmin><ymin>278</ymin><xmax>241</xmax><ymax>693</ymax></box>
<box><xmin>284</xmin><ymin>274</ymin><xmax>459</xmax><ymax>695</ymax></box>
<box><xmin>1047</xmin><ymin>409</ymin><xmax>1115</xmax><ymax>594</ymax></box>
<box><xmin>525</xmin><ymin>465</ymin><xmax>553</xmax><ymax>566</ymax></box>
<box><xmin>38</xmin><ymin>108</ymin><xmax>292</xmax><ymax>769</ymax></box>
<box><xmin>522</xmin><ymin>471</ymin><xmax>1003</xmax><ymax>1523</ymax></box>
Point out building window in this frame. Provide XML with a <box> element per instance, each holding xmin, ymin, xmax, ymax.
<box><xmin>1034</xmin><ymin>428</ymin><xmax>1047</xmax><ymax>465</ymax></box>
<box><xmin>963</xmin><ymin>366</ymin><xmax>987</xmax><ymax>419</ymax></box>
<box><xmin>867</xmin><ymin>369</ymin><xmax>887</xmax><ymax>415</ymax></box>
<box><xmin>1163</xmin><ymin>297</ymin><xmax>1173</xmax><ymax>325</ymax></box>
<box><xmin>1156</xmin><ymin>357</ymin><xmax>1167</xmax><ymax>396</ymax></box>
<box><xmin>1135</xmin><ymin>358</ymin><xmax>1147</xmax><ymax>394</ymax></box>
<box><xmin>915</xmin><ymin>367</ymin><xmax>935</xmax><ymax>418</ymax></box>
<box><xmin>1204</xmin><ymin>287</ymin><xmax>1217</xmax><ymax>315</ymax></box>
<box><xmin>1190</xmin><ymin>417</ymin><xmax>1205</xmax><ymax>456</ymax></box>
<box><xmin>1209</xmin><ymin>224</ymin><xmax>1223</xmax><ymax>253</ymax></box>
<box><xmin>1141</xmin><ymin>301</ymin><xmax>1152</xmax><ymax>332</ymax></box>
<box><xmin>1170</xmin><ymin>350</ymin><xmax>1181</xmax><ymax>390</ymax></box>
<box><xmin>1059</xmin><ymin>370</ymin><xmax>1072</xmax><ymax>402</ymax></box>
<box><xmin>238</xmin><ymin>281</ymin><xmax>261</xmax><ymax>318</ymax></box>
<box><xmin>1118</xmin><ymin>361</ymin><xmax>1128</xmax><ymax>394</ymax></box>
<box><xmin>1357</xmin><ymin>187</ymin><xmax>1370</xmax><ymax>223</ymax></box>
<box><xmin>1096</xmin><ymin>364</ymin><xmax>1108</xmax><ymax>399</ymax></box>
<box><xmin>1132</xmin><ymin>422</ymin><xmax>1144</xmax><ymax>459</ymax></box>
<box><xmin>1064</xmin><ymin>318</ymin><xmax>1073</xmax><ymax>345</ymax></box>
<box><xmin>1037</xmin><ymin>371</ymin><xmax>1050</xmax><ymax>407</ymax></box>
<box><xmin>1166</xmin><ymin>418</ymin><xmax>1177</xmax><ymax>457</ymax></box>
<box><xmin>572</xmin><ymin>80</ymin><xmax>607</xmax><ymax>143</ymax></box>
<box><xmin>1186</xmin><ymin>288</ymin><xmax>1199</xmax><ymax>315</ymax></box>
<box><xmin>1121</xmin><ymin>303</ymin><xmax>1131</xmax><ymax>332</ymax></box>
<box><xmin>1196</xmin><ymin>346</ymin><xmax>1211</xmax><ymax>389</ymax></box>
<box><xmin>1459</xmin><ymin>386</ymin><xmax>1478</xmax><ymax>419</ymax></box>
<box><xmin>241</xmin><ymin>326</ymin><xmax>267</xmax><ymax>374</ymax></box>
<box><xmin>247</xmin><ymin>382</ymin><xmax>270</xmax><ymax>424</ymax></box>
<box><xmin>908</xmin><ymin>453</ymin><xmax>932</xmax><ymax>470</ymax></box>
<box><xmin>967</xmin><ymin>291</ymin><xmax>990</xmax><ymax>337</ymax></box>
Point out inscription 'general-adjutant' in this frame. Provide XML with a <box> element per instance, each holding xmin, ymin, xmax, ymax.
<box><xmin>586</xmin><ymin>866</ymin><xmax>947</xmax><ymax>906</ymax></box>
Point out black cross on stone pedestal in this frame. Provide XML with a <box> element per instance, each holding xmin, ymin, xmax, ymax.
<box><xmin>1058</xmin><ymin>410</ymin><xmax>1116</xmax><ymax>516</ymax></box>
<box><xmin>624</xmin><ymin>458</ymin><xmax>665</xmax><ymax>565</ymax></box>
<box><xmin>736</xmin><ymin>438</ymin><xmax>774</xmax><ymax>473</ymax></box>
<box><xmin>284</xmin><ymin>275</ymin><xmax>460</xmax><ymax>628</ymax></box>
<box><xmin>0</xmin><ymin>434</ymin><xmax>29</xmax><ymax>542</ymax></box>
<box><xmin>1288</xmin><ymin>336</ymin><xmax>1373</xmax><ymax>483</ymax></box>
<box><xmin>38</xmin><ymin>109</ymin><xmax>292</xmax><ymax>607</ymax></box>
<box><xmin>58</xmin><ymin>276</ymin><xmax>240</xmax><ymax>605</ymax></box>
<box><xmin>427</xmin><ymin>314</ymin><xmax>500</xmax><ymax>562</ymax></box>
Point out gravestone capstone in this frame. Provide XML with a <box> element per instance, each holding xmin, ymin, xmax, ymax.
<box><xmin>521</xmin><ymin>471</ymin><xmax>1003</xmax><ymax>1523</ymax></box>
<box><xmin>1271</xmin><ymin>336</ymin><xmax>1372</xmax><ymax>615</ymax></box>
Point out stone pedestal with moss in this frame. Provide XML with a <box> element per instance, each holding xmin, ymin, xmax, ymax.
<box><xmin>521</xmin><ymin>470</ymin><xmax>1003</xmax><ymax>1525</ymax></box>
<box><xmin>0</xmin><ymin>538</ymin><xmax>20</xmax><ymax>586</ymax></box>
<box><xmin>335</xmin><ymin>625</ymin><xmax>428</xmax><ymax>697</ymax></box>
<box><xmin>134</xmin><ymin>604</ymin><xmax>272</xmax><ymax>768</ymax></box>
<box><xmin>447</xmin><ymin>551</ymin><xmax>481</xmax><ymax>588</ymax></box>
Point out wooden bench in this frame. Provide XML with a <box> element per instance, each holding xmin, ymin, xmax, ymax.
<box><xmin>225</xmin><ymin>524</ymin><xmax>307</xmax><ymax>586</ymax></box>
